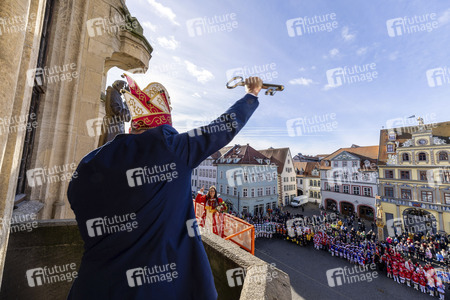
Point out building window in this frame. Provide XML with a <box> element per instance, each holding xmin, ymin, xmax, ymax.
<box><xmin>310</xmin><ymin>191</ymin><xmax>313</xmax><ymax>197</ymax></box>
<box><xmin>324</xmin><ymin>182</ymin><xmax>331</xmax><ymax>191</ymax></box>
<box><xmin>401</xmin><ymin>189</ymin><xmax>411</xmax><ymax>200</ymax></box>
<box><xmin>266</xmin><ymin>187</ymin><xmax>271</xmax><ymax>195</ymax></box>
<box><xmin>343</xmin><ymin>161</ymin><xmax>347</xmax><ymax>167</ymax></box>
<box><xmin>419</xmin><ymin>171</ymin><xmax>428</xmax><ymax>181</ymax></box>
<box><xmin>251</xmin><ymin>188</ymin><xmax>255</xmax><ymax>197</ymax></box>
<box><xmin>233</xmin><ymin>187</ymin><xmax>237</xmax><ymax>196</ymax></box>
<box><xmin>272</xmin><ymin>202</ymin><xmax>277</xmax><ymax>209</ymax></box>
<box><xmin>273</xmin><ymin>186</ymin><xmax>276</xmax><ymax>194</ymax></box>
<box><xmin>226</xmin><ymin>186</ymin><xmax>230</xmax><ymax>195</ymax></box>
<box><xmin>444</xmin><ymin>193</ymin><xmax>450</xmax><ymax>204</ymax></box>
<box><xmin>400</xmin><ymin>171</ymin><xmax>410</xmax><ymax>180</ymax></box>
<box><xmin>352</xmin><ymin>173</ymin><xmax>359</xmax><ymax>181</ymax></box>
<box><xmin>363</xmin><ymin>187</ymin><xmax>371</xmax><ymax>196</ymax></box>
<box><xmin>334</xmin><ymin>162</ymin><xmax>338</xmax><ymax>167</ymax></box>
<box><xmin>385</xmin><ymin>170</ymin><xmax>394</xmax><ymax>179</ymax></box>
<box><xmin>418</xmin><ymin>152</ymin><xmax>427</xmax><ymax>161</ymax></box>
<box><xmin>388</xmin><ymin>133</ymin><xmax>396</xmax><ymax>140</ymax></box>
<box><xmin>343</xmin><ymin>185</ymin><xmax>350</xmax><ymax>194</ymax></box>
<box><xmin>220</xmin><ymin>185</ymin><xmax>223</xmax><ymax>193</ymax></box>
<box><xmin>352</xmin><ymin>161</ymin><xmax>358</xmax><ymax>167</ymax></box>
<box><xmin>266</xmin><ymin>173</ymin><xmax>271</xmax><ymax>181</ymax></box>
<box><xmin>439</xmin><ymin>152</ymin><xmax>448</xmax><ymax>161</ymax></box>
<box><xmin>385</xmin><ymin>187</ymin><xmax>394</xmax><ymax>197</ymax></box>
<box><xmin>353</xmin><ymin>186</ymin><xmax>360</xmax><ymax>195</ymax></box>
<box><xmin>421</xmin><ymin>191</ymin><xmax>433</xmax><ymax>202</ymax></box>
<box><xmin>387</xmin><ymin>144</ymin><xmax>394</xmax><ymax>153</ymax></box>
<box><xmin>243</xmin><ymin>188</ymin><xmax>248</xmax><ymax>197</ymax></box>
<box><xmin>242</xmin><ymin>206</ymin><xmax>248</xmax><ymax>214</ymax></box>
<box><xmin>334</xmin><ymin>185</ymin><xmax>340</xmax><ymax>192</ymax></box>
<box><xmin>442</xmin><ymin>170</ymin><xmax>450</xmax><ymax>183</ymax></box>
<box><xmin>402</xmin><ymin>153</ymin><xmax>410</xmax><ymax>162</ymax></box>
<box><xmin>220</xmin><ymin>171</ymin><xmax>223</xmax><ymax>179</ymax></box>
<box><xmin>314</xmin><ymin>191</ymin><xmax>318</xmax><ymax>198</ymax></box>
<box><xmin>257</xmin><ymin>188</ymin><xmax>263</xmax><ymax>197</ymax></box>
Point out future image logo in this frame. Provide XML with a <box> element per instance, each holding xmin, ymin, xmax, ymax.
<box><xmin>286</xmin><ymin>13</ymin><xmax>338</xmax><ymax>37</ymax></box>
<box><xmin>186</xmin><ymin>13</ymin><xmax>238</xmax><ymax>37</ymax></box>
<box><xmin>326</xmin><ymin>264</ymin><xmax>378</xmax><ymax>287</ymax></box>
<box><xmin>386</xmin><ymin>14</ymin><xmax>438</xmax><ymax>37</ymax></box>
<box><xmin>426</xmin><ymin>67</ymin><xmax>450</xmax><ymax>87</ymax></box>
<box><xmin>326</xmin><ymin>63</ymin><xmax>377</xmax><ymax>88</ymax></box>
<box><xmin>286</xmin><ymin>113</ymin><xmax>338</xmax><ymax>137</ymax></box>
<box><xmin>386</xmin><ymin>217</ymin><xmax>403</xmax><ymax>237</ymax></box>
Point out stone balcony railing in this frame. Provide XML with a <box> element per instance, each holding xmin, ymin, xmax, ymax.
<box><xmin>0</xmin><ymin>220</ymin><xmax>291</xmax><ymax>300</ymax></box>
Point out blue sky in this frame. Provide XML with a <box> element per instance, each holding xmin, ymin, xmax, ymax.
<box><xmin>107</xmin><ymin>0</ymin><xmax>450</xmax><ymax>156</ymax></box>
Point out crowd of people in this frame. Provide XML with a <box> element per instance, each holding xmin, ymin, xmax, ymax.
<box><xmin>236</xmin><ymin>207</ymin><xmax>450</xmax><ymax>298</ymax></box>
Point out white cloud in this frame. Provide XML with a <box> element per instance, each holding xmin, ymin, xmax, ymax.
<box><xmin>141</xmin><ymin>21</ymin><xmax>156</xmax><ymax>32</ymax></box>
<box><xmin>389</xmin><ymin>51</ymin><xmax>399</xmax><ymax>61</ymax></box>
<box><xmin>184</xmin><ymin>60</ymin><xmax>215</xmax><ymax>84</ymax></box>
<box><xmin>438</xmin><ymin>9</ymin><xmax>450</xmax><ymax>25</ymax></box>
<box><xmin>298</xmin><ymin>67</ymin><xmax>306</xmax><ymax>72</ymax></box>
<box><xmin>341</xmin><ymin>26</ymin><xmax>355</xmax><ymax>41</ymax></box>
<box><xmin>311</xmin><ymin>66</ymin><xmax>316</xmax><ymax>70</ymax></box>
<box><xmin>147</xmin><ymin>0</ymin><xmax>180</xmax><ymax>26</ymax></box>
<box><xmin>157</xmin><ymin>36</ymin><xmax>179</xmax><ymax>50</ymax></box>
<box><xmin>289</xmin><ymin>78</ymin><xmax>315</xmax><ymax>86</ymax></box>
<box><xmin>192</xmin><ymin>92</ymin><xmax>202</xmax><ymax>98</ymax></box>
<box><xmin>356</xmin><ymin>47</ymin><xmax>368</xmax><ymax>56</ymax></box>
<box><xmin>322</xmin><ymin>84</ymin><xmax>337</xmax><ymax>91</ymax></box>
<box><xmin>329</xmin><ymin>48</ymin><xmax>339</xmax><ymax>57</ymax></box>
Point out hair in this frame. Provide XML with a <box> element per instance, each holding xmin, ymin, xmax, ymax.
<box><xmin>206</xmin><ymin>186</ymin><xmax>217</xmax><ymax>199</ymax></box>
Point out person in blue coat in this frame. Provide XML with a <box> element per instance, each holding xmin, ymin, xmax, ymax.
<box><xmin>67</xmin><ymin>75</ymin><xmax>263</xmax><ymax>299</ymax></box>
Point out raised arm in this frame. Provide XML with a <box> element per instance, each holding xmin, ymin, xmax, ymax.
<box><xmin>166</xmin><ymin>77</ymin><xmax>263</xmax><ymax>168</ymax></box>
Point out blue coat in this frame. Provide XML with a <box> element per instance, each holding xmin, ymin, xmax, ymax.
<box><xmin>67</xmin><ymin>94</ymin><xmax>259</xmax><ymax>299</ymax></box>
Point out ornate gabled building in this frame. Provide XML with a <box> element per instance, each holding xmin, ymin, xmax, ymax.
<box><xmin>320</xmin><ymin>146</ymin><xmax>379</xmax><ymax>220</ymax></box>
<box><xmin>215</xmin><ymin>144</ymin><xmax>279</xmax><ymax>215</ymax></box>
<box><xmin>294</xmin><ymin>161</ymin><xmax>321</xmax><ymax>203</ymax></box>
<box><xmin>259</xmin><ymin>147</ymin><xmax>297</xmax><ymax>206</ymax></box>
<box><xmin>378</xmin><ymin>120</ymin><xmax>450</xmax><ymax>233</ymax></box>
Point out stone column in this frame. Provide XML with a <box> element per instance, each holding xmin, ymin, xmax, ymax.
<box><xmin>0</xmin><ymin>0</ymin><xmax>46</xmax><ymax>286</ymax></box>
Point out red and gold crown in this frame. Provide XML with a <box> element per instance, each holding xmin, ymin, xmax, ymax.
<box><xmin>122</xmin><ymin>73</ymin><xmax>172</xmax><ymax>130</ymax></box>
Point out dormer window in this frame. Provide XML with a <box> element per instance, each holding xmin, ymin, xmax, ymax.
<box><xmin>388</xmin><ymin>132</ymin><xmax>396</xmax><ymax>141</ymax></box>
<box><xmin>256</xmin><ymin>158</ymin><xmax>263</xmax><ymax>164</ymax></box>
<box><xmin>386</xmin><ymin>143</ymin><xmax>394</xmax><ymax>153</ymax></box>
<box><xmin>233</xmin><ymin>158</ymin><xmax>241</xmax><ymax>163</ymax></box>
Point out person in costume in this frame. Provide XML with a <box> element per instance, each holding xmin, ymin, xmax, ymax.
<box><xmin>67</xmin><ymin>75</ymin><xmax>263</xmax><ymax>300</ymax></box>
<box><xmin>412</xmin><ymin>267</ymin><xmax>419</xmax><ymax>290</ymax></box>
<box><xmin>195</xmin><ymin>186</ymin><xmax>226</xmax><ymax>235</ymax></box>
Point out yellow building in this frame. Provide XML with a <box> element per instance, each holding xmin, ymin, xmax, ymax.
<box><xmin>378</xmin><ymin>120</ymin><xmax>450</xmax><ymax>234</ymax></box>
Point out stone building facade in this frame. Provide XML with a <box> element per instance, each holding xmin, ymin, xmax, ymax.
<box><xmin>0</xmin><ymin>0</ymin><xmax>152</xmax><ymax>282</ymax></box>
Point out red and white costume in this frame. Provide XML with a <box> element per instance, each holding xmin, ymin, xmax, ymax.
<box><xmin>195</xmin><ymin>192</ymin><xmax>224</xmax><ymax>235</ymax></box>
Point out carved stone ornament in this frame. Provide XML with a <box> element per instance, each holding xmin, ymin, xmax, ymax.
<box><xmin>387</xmin><ymin>154</ymin><xmax>398</xmax><ymax>165</ymax></box>
<box><xmin>401</xmin><ymin>139</ymin><xmax>413</xmax><ymax>147</ymax></box>
<box><xmin>433</xmin><ymin>137</ymin><xmax>447</xmax><ymax>145</ymax></box>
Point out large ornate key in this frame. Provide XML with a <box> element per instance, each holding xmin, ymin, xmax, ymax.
<box><xmin>226</xmin><ymin>76</ymin><xmax>284</xmax><ymax>96</ymax></box>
